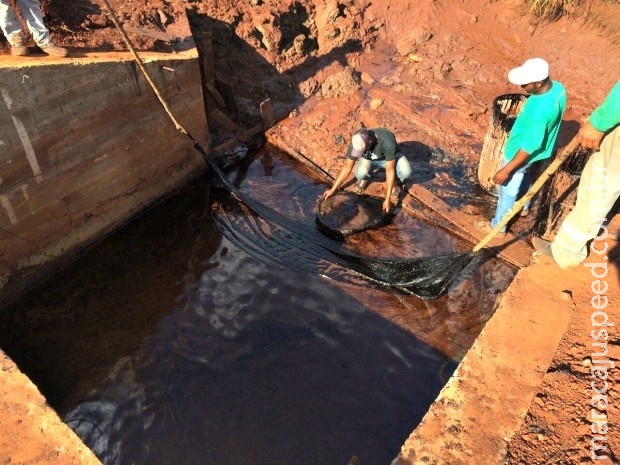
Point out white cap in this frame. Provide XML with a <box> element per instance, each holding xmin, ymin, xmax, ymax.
<box><xmin>508</xmin><ymin>58</ymin><xmax>549</xmax><ymax>85</ymax></box>
<box><xmin>350</xmin><ymin>129</ymin><xmax>374</xmax><ymax>158</ymax></box>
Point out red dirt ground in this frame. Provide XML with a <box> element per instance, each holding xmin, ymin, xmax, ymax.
<box><xmin>1</xmin><ymin>0</ymin><xmax>619</xmax><ymax>463</ymax></box>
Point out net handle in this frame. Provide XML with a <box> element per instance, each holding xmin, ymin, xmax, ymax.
<box><xmin>472</xmin><ymin>136</ymin><xmax>581</xmax><ymax>252</ymax></box>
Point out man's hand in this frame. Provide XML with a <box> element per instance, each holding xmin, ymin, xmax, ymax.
<box><xmin>492</xmin><ymin>166</ymin><xmax>512</xmax><ymax>185</ymax></box>
<box><xmin>322</xmin><ymin>187</ymin><xmax>336</xmax><ymax>200</ymax></box>
<box><xmin>576</xmin><ymin>120</ymin><xmax>605</xmax><ymax>151</ymax></box>
<box><xmin>382</xmin><ymin>198</ymin><xmax>392</xmax><ymax>213</ymax></box>
<box><xmin>322</xmin><ymin>158</ymin><xmax>355</xmax><ymax>200</ymax></box>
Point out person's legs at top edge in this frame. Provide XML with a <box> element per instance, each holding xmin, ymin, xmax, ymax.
<box><xmin>0</xmin><ymin>0</ymin><xmax>28</xmax><ymax>55</ymax></box>
<box><xmin>0</xmin><ymin>0</ymin><xmax>21</xmax><ymax>37</ymax></box>
<box><xmin>14</xmin><ymin>0</ymin><xmax>67</xmax><ymax>56</ymax></box>
<box><xmin>15</xmin><ymin>0</ymin><xmax>47</xmax><ymax>44</ymax></box>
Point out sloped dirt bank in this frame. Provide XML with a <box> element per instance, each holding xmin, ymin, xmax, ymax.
<box><xmin>0</xmin><ymin>352</ymin><xmax>102</xmax><ymax>465</ymax></box>
<box><xmin>1</xmin><ymin>0</ymin><xmax>619</xmax><ymax>464</ymax></box>
<box><xmin>506</xmin><ymin>251</ymin><xmax>620</xmax><ymax>463</ymax></box>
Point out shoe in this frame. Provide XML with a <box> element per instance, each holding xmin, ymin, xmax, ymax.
<box><xmin>9</xmin><ymin>33</ymin><xmax>28</xmax><ymax>56</ymax></box>
<box><xmin>474</xmin><ymin>220</ymin><xmax>506</xmax><ymax>238</ymax></box>
<box><xmin>39</xmin><ymin>42</ymin><xmax>68</xmax><ymax>57</ymax></box>
<box><xmin>532</xmin><ymin>237</ymin><xmax>553</xmax><ymax>259</ymax></box>
<box><xmin>10</xmin><ymin>44</ymin><xmax>28</xmax><ymax>56</ymax></box>
<box><xmin>520</xmin><ymin>209</ymin><xmax>530</xmax><ymax>217</ymax></box>
<box><xmin>352</xmin><ymin>179</ymin><xmax>369</xmax><ymax>194</ymax></box>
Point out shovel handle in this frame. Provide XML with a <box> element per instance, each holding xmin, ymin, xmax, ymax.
<box><xmin>472</xmin><ymin>136</ymin><xmax>581</xmax><ymax>252</ymax></box>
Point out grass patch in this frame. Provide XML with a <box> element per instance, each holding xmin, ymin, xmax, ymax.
<box><xmin>525</xmin><ymin>0</ymin><xmax>581</xmax><ymax>20</ymax></box>
<box><xmin>583</xmin><ymin>0</ymin><xmax>620</xmax><ymax>44</ymax></box>
<box><xmin>524</xmin><ymin>0</ymin><xmax>620</xmax><ymax>43</ymax></box>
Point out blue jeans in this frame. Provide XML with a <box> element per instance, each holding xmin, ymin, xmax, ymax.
<box><xmin>355</xmin><ymin>154</ymin><xmax>413</xmax><ymax>183</ymax></box>
<box><xmin>0</xmin><ymin>0</ymin><xmax>50</xmax><ymax>46</ymax></box>
<box><xmin>491</xmin><ymin>160</ymin><xmax>532</xmax><ymax>233</ymax></box>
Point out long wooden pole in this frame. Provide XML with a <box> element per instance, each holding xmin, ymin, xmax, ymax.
<box><xmin>100</xmin><ymin>0</ymin><xmax>187</xmax><ymax>134</ymax></box>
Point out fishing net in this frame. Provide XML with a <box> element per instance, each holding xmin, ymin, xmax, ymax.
<box><xmin>205</xmin><ymin>151</ymin><xmax>482</xmax><ymax>300</ymax></box>
<box><xmin>316</xmin><ymin>192</ymin><xmax>393</xmax><ymax>240</ymax></box>
<box><xmin>478</xmin><ymin>94</ymin><xmax>528</xmax><ymax>194</ymax></box>
<box><xmin>492</xmin><ymin>94</ymin><xmax>527</xmax><ymax>132</ymax></box>
<box><xmin>213</xmin><ymin>191</ymin><xmax>483</xmax><ymax>299</ymax></box>
<box><xmin>103</xmin><ymin>12</ymin><xmax>481</xmax><ymax>301</ymax></box>
<box><xmin>533</xmin><ymin>146</ymin><xmax>594</xmax><ymax>236</ymax></box>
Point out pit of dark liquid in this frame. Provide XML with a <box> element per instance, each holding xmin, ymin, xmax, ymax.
<box><xmin>0</xmin><ymin>145</ymin><xmax>515</xmax><ymax>465</ymax></box>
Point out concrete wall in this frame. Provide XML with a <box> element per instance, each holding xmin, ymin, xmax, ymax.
<box><xmin>0</xmin><ymin>52</ymin><xmax>209</xmax><ymax>305</ymax></box>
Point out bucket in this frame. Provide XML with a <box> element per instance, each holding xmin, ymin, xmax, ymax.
<box><xmin>477</xmin><ymin>94</ymin><xmax>528</xmax><ymax>194</ymax></box>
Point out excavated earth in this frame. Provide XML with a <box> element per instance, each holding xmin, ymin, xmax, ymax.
<box><xmin>1</xmin><ymin>0</ymin><xmax>620</xmax><ymax>464</ymax></box>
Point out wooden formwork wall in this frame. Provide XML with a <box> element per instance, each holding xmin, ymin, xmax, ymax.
<box><xmin>0</xmin><ymin>54</ymin><xmax>209</xmax><ymax>304</ymax></box>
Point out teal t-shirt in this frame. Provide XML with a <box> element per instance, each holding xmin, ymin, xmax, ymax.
<box><xmin>589</xmin><ymin>80</ymin><xmax>620</xmax><ymax>132</ymax></box>
<box><xmin>504</xmin><ymin>80</ymin><xmax>566</xmax><ymax>164</ymax></box>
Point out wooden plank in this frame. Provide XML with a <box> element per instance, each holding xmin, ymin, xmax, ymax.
<box><xmin>260</xmin><ymin>98</ymin><xmax>274</xmax><ymax>129</ymax></box>
<box><xmin>405</xmin><ymin>184</ymin><xmax>533</xmax><ymax>267</ymax></box>
<box><xmin>212</xmin><ymin>108</ymin><xmax>290</xmax><ymax>154</ymax></box>
<box><xmin>196</xmin><ymin>30</ymin><xmax>218</xmax><ymax>140</ymax></box>
<box><xmin>199</xmin><ymin>30</ymin><xmax>215</xmax><ymax>83</ymax></box>
<box><xmin>205</xmin><ymin>82</ymin><xmax>227</xmax><ymax>109</ymax></box>
<box><xmin>215</xmin><ymin>80</ymin><xmax>239</xmax><ymax>117</ymax></box>
<box><xmin>210</xmin><ymin>122</ymin><xmax>266</xmax><ymax>154</ymax></box>
<box><xmin>209</xmin><ymin>108</ymin><xmax>238</xmax><ymax>131</ymax></box>
<box><xmin>123</xmin><ymin>25</ymin><xmax>177</xmax><ymax>43</ymax></box>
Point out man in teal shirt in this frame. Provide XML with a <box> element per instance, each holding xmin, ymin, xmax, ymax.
<box><xmin>476</xmin><ymin>58</ymin><xmax>566</xmax><ymax>236</ymax></box>
<box><xmin>533</xmin><ymin>80</ymin><xmax>620</xmax><ymax>269</ymax></box>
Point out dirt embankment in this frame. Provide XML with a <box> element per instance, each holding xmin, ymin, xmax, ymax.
<box><xmin>6</xmin><ymin>0</ymin><xmax>618</xmax><ymax>147</ymax></box>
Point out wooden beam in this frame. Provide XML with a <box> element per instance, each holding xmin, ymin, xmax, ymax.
<box><xmin>260</xmin><ymin>98</ymin><xmax>274</xmax><ymax>129</ymax></box>
<box><xmin>205</xmin><ymin>82</ymin><xmax>227</xmax><ymax>109</ymax></box>
<box><xmin>405</xmin><ymin>185</ymin><xmax>532</xmax><ymax>268</ymax></box>
<box><xmin>199</xmin><ymin>30</ymin><xmax>215</xmax><ymax>84</ymax></box>
<box><xmin>215</xmin><ymin>80</ymin><xmax>239</xmax><ymax>117</ymax></box>
<box><xmin>209</xmin><ymin>108</ymin><xmax>238</xmax><ymax>131</ymax></box>
<box><xmin>123</xmin><ymin>25</ymin><xmax>177</xmax><ymax>43</ymax></box>
<box><xmin>212</xmin><ymin>109</ymin><xmax>289</xmax><ymax>154</ymax></box>
<box><xmin>212</xmin><ymin>124</ymin><xmax>263</xmax><ymax>153</ymax></box>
